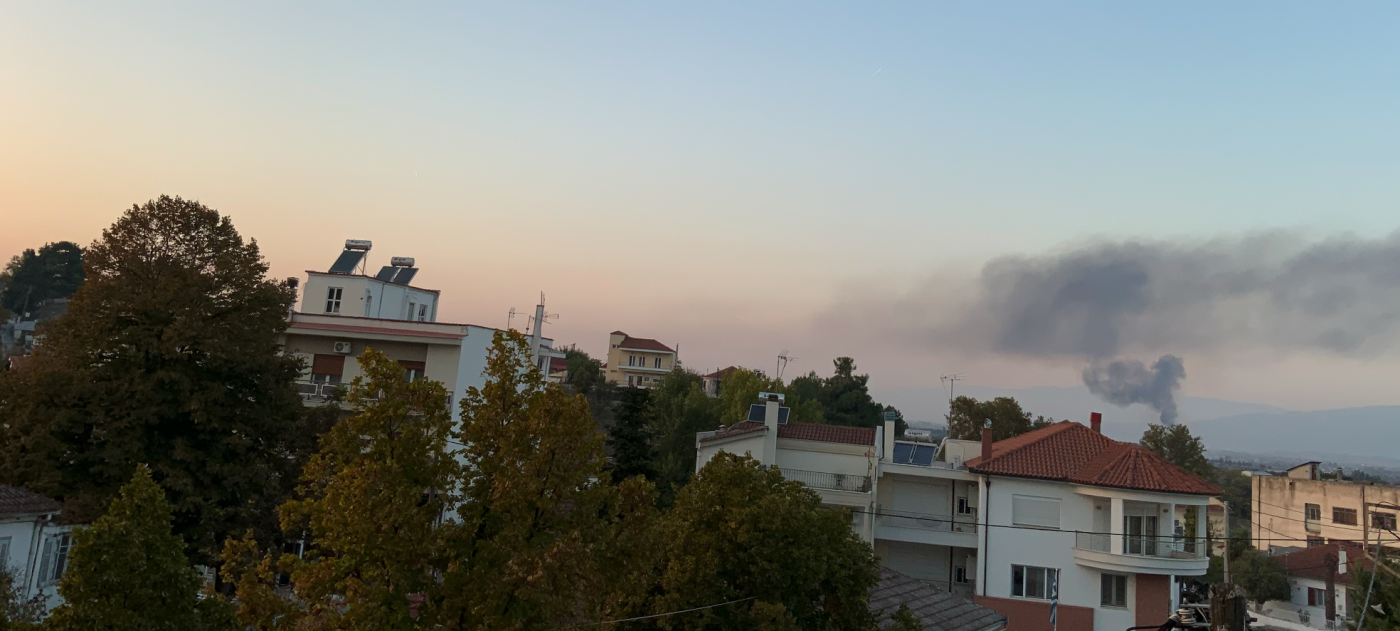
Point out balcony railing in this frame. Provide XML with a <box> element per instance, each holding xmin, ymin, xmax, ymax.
<box><xmin>878</xmin><ymin>510</ymin><xmax>979</xmax><ymax>534</ymax></box>
<box><xmin>782</xmin><ymin>469</ymin><xmax>872</xmax><ymax>493</ymax></box>
<box><xmin>1075</xmin><ymin>532</ymin><xmax>1207</xmax><ymax>560</ymax></box>
<box><xmin>294</xmin><ymin>380</ymin><xmax>452</xmax><ymax>407</ymax></box>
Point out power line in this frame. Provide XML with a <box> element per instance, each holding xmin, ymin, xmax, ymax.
<box><xmin>565</xmin><ymin>596</ymin><xmax>757</xmax><ymax>629</ymax></box>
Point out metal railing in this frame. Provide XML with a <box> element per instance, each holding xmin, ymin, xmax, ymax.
<box><xmin>293</xmin><ymin>380</ymin><xmax>453</xmax><ymax>407</ymax></box>
<box><xmin>1074</xmin><ymin>532</ymin><xmax>1207</xmax><ymax>560</ymax></box>
<box><xmin>782</xmin><ymin>469</ymin><xmax>872</xmax><ymax>493</ymax></box>
<box><xmin>877</xmin><ymin>510</ymin><xmax>979</xmax><ymax>534</ymax></box>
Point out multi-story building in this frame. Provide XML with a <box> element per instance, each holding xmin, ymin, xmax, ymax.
<box><xmin>1256</xmin><ymin>541</ymin><xmax>1371</xmax><ymax>629</ymax></box>
<box><xmin>0</xmin><ymin>484</ymin><xmax>74</xmax><ymax>613</ymax></box>
<box><xmin>695</xmin><ymin>403</ymin><xmax>1220</xmax><ymax>631</ymax></box>
<box><xmin>604</xmin><ymin>331</ymin><xmax>676</xmax><ymax>389</ymax></box>
<box><xmin>283</xmin><ymin>240</ymin><xmax>565</xmax><ymax>424</ymax></box>
<box><xmin>1251</xmin><ymin>462</ymin><xmax>1400</xmax><ymax>553</ymax></box>
<box><xmin>700</xmin><ymin>366</ymin><xmax>768</xmax><ymax>398</ymax></box>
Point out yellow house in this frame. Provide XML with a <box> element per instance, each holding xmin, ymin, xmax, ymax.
<box><xmin>605</xmin><ymin>331</ymin><xmax>677</xmax><ymax>389</ymax></box>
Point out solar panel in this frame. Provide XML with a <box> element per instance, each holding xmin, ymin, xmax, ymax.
<box><xmin>746</xmin><ymin>404</ymin><xmax>791</xmax><ymax>424</ymax></box>
<box><xmin>329</xmin><ymin>250</ymin><xmax>366</xmax><ymax>274</ymax></box>
<box><xmin>392</xmin><ymin>268</ymin><xmax>419</xmax><ymax>285</ymax></box>
<box><xmin>778</xmin><ymin>408</ymin><xmax>789</xmax><ymax>424</ymax></box>
<box><xmin>910</xmin><ymin>444</ymin><xmax>936</xmax><ymax>466</ymax></box>
<box><xmin>375</xmin><ymin>266</ymin><xmax>398</xmax><ymax>281</ymax></box>
<box><xmin>892</xmin><ymin>443</ymin><xmax>914</xmax><ymax>464</ymax></box>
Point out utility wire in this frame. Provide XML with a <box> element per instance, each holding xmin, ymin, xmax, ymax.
<box><xmin>565</xmin><ymin>596</ymin><xmax>757</xmax><ymax>629</ymax></box>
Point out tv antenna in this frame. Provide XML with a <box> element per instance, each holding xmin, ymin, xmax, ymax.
<box><xmin>526</xmin><ymin>292</ymin><xmax>559</xmax><ymax>334</ymax></box>
<box><xmin>940</xmin><ymin>373</ymin><xmax>966</xmax><ymax>405</ymax></box>
<box><xmin>507</xmin><ymin>307</ymin><xmax>519</xmax><ymax>331</ymax></box>
<box><xmin>776</xmin><ymin>350</ymin><xmax>797</xmax><ymax>381</ymax></box>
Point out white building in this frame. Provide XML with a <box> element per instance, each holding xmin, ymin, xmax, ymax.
<box><xmin>0</xmin><ymin>484</ymin><xmax>74</xmax><ymax>613</ymax></box>
<box><xmin>695</xmin><ymin>402</ymin><xmax>1221</xmax><ymax>631</ymax></box>
<box><xmin>284</xmin><ymin>240</ymin><xmax>565</xmax><ymax>424</ymax></box>
<box><xmin>1255</xmin><ymin>541</ymin><xmax>1365</xmax><ymax>629</ymax></box>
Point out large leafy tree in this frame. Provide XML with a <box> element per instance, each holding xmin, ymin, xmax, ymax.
<box><xmin>434</xmin><ymin>330</ymin><xmax>656</xmax><ymax>629</ymax></box>
<box><xmin>646</xmin><ymin>368</ymin><xmax>721</xmax><ymax>506</ymax></box>
<box><xmin>610</xmin><ymin>387</ymin><xmax>655</xmax><ymax>482</ymax></box>
<box><xmin>228</xmin><ymin>349</ymin><xmax>458</xmax><ymax>631</ymax></box>
<box><xmin>653</xmin><ymin>452</ymin><xmax>879</xmax><ymax>631</ymax></box>
<box><xmin>0</xmin><ymin>196</ymin><xmax>312</xmax><ymax>564</ymax></box>
<box><xmin>1353</xmin><ymin>554</ymin><xmax>1400</xmax><ymax>631</ymax></box>
<box><xmin>45</xmin><ymin>466</ymin><xmax>232</xmax><ymax>631</ymax></box>
<box><xmin>1140</xmin><ymin>423</ymin><xmax>1215</xmax><ymax>480</ymax></box>
<box><xmin>0</xmin><ymin>241</ymin><xmax>84</xmax><ymax>313</ymax></box>
<box><xmin>817</xmin><ymin>357</ymin><xmax>885</xmax><ymax>428</ymax></box>
<box><xmin>946</xmin><ymin>396</ymin><xmax>1053</xmax><ymax>441</ymax></box>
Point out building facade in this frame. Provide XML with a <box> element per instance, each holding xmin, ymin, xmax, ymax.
<box><xmin>1251</xmin><ymin>462</ymin><xmax>1400</xmax><ymax>553</ymax></box>
<box><xmin>604</xmin><ymin>331</ymin><xmax>676</xmax><ymax>389</ymax></box>
<box><xmin>0</xmin><ymin>484</ymin><xmax>74</xmax><ymax>614</ymax></box>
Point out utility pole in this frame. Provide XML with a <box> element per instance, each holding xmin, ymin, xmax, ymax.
<box><xmin>1324</xmin><ymin>552</ymin><xmax>1337</xmax><ymax>627</ymax></box>
<box><xmin>1223</xmin><ymin>501</ymin><xmax>1231</xmax><ymax>586</ymax></box>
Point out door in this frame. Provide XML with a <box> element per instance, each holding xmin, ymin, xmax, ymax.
<box><xmin>1124</xmin><ymin>515</ymin><xmax>1159</xmax><ymax>555</ymax></box>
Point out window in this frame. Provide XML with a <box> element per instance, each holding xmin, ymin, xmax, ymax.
<box><xmin>1373</xmin><ymin>512</ymin><xmax>1397</xmax><ymax>531</ymax></box>
<box><xmin>38</xmin><ymin>533</ymin><xmax>71</xmax><ymax>586</ymax></box>
<box><xmin>957</xmin><ymin>497</ymin><xmax>975</xmax><ymax>516</ymax></box>
<box><xmin>1101</xmin><ymin>573</ymin><xmax>1128</xmax><ymax>608</ymax></box>
<box><xmin>0</xmin><ymin>536</ymin><xmax>10</xmax><ymax>567</ymax></box>
<box><xmin>627</xmin><ymin>375</ymin><xmax>634</xmax><ymax>387</ymax></box>
<box><xmin>1308</xmin><ymin>587</ymin><xmax>1327</xmax><ymax>607</ymax></box>
<box><xmin>1334</xmin><ymin>507</ymin><xmax>1358</xmax><ymax>525</ymax></box>
<box><xmin>311</xmin><ymin>354</ymin><xmax>346</xmax><ymax>384</ymax></box>
<box><xmin>365</xmin><ymin>294</ymin><xmax>373</xmax><ymax>316</ymax></box>
<box><xmin>418</xmin><ymin>304</ymin><xmax>428</xmax><ymax>321</ymax></box>
<box><xmin>399</xmin><ymin>360</ymin><xmax>426</xmax><ymax>383</ymax></box>
<box><xmin>325</xmin><ymin>287</ymin><xmax>343</xmax><ymax>313</ymax></box>
<box><xmin>1307</xmin><ymin>536</ymin><xmax>1325</xmax><ymax>547</ymax></box>
<box><xmin>954</xmin><ymin>566</ymin><xmax>968</xmax><ymax>584</ymax></box>
<box><xmin>1011</xmin><ymin>495</ymin><xmax>1061</xmax><ymax>529</ymax></box>
<box><xmin>1011</xmin><ymin>565</ymin><xmax>1058</xmax><ymax>600</ymax></box>
<box><xmin>408</xmin><ymin>302</ymin><xmax>416</xmax><ymax>320</ymax></box>
<box><xmin>654</xmin><ymin>357</ymin><xmax>661</xmax><ymax>368</ymax></box>
<box><xmin>628</xmin><ymin>355</ymin><xmax>635</xmax><ymax>367</ymax></box>
<box><xmin>1305</xmin><ymin>504</ymin><xmax>1321</xmax><ymax>521</ymax></box>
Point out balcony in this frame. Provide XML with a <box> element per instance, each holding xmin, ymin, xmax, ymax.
<box><xmin>782</xmin><ymin>469</ymin><xmax>872</xmax><ymax>493</ymax></box>
<box><xmin>294</xmin><ymin>380</ymin><xmax>453</xmax><ymax>408</ymax></box>
<box><xmin>878</xmin><ymin>510</ymin><xmax>979</xmax><ymax>535</ymax></box>
<box><xmin>1073</xmin><ymin>532</ymin><xmax>1209</xmax><ymax>575</ymax></box>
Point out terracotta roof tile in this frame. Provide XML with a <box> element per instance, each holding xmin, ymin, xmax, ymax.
<box><xmin>779</xmin><ymin>422</ymin><xmax>877</xmax><ymax>446</ymax></box>
<box><xmin>0</xmin><ymin>484</ymin><xmax>61</xmax><ymax>517</ymax></box>
<box><xmin>1274</xmin><ymin>542</ymin><xmax>1371</xmax><ymax>586</ymax></box>
<box><xmin>699</xmin><ymin>421</ymin><xmax>767</xmax><ymax>443</ymax></box>
<box><xmin>618</xmin><ymin>335</ymin><xmax>675</xmax><ymax>353</ymax></box>
<box><xmin>967</xmin><ymin>420</ymin><xmax>1222</xmax><ymax>496</ymax></box>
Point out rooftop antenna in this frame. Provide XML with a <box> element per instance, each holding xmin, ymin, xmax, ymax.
<box><xmin>776</xmin><ymin>350</ymin><xmax>797</xmax><ymax>381</ymax></box>
<box><xmin>507</xmin><ymin>307</ymin><xmax>519</xmax><ymax>331</ymax></box>
<box><xmin>940</xmin><ymin>373</ymin><xmax>966</xmax><ymax>407</ymax></box>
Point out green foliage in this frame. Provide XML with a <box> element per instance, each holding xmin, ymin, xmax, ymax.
<box><xmin>0</xmin><ymin>563</ymin><xmax>43</xmax><ymax>630</ymax></box>
<box><xmin>946</xmin><ymin>396</ymin><xmax>1053</xmax><ymax>441</ymax></box>
<box><xmin>1233</xmin><ymin>548</ymin><xmax>1291</xmax><ymax>605</ymax></box>
<box><xmin>812</xmin><ymin>358</ymin><xmax>884</xmax><ymax>428</ymax></box>
<box><xmin>230</xmin><ymin>349</ymin><xmax>459</xmax><ymax>631</ymax></box>
<box><xmin>564</xmin><ymin>345</ymin><xmax>606</xmax><ymax>395</ymax></box>
<box><xmin>888</xmin><ymin>604</ymin><xmax>922</xmax><ymax>631</ymax></box>
<box><xmin>1214</xmin><ymin>469</ymin><xmax>1253</xmax><ymax>522</ymax></box>
<box><xmin>435</xmin><ymin>330</ymin><xmax>656</xmax><ymax>628</ymax></box>
<box><xmin>1140</xmin><ymin>424</ymin><xmax>1215</xmax><ymax>480</ymax></box>
<box><xmin>646</xmin><ymin>368</ymin><xmax>721</xmax><ymax>506</ymax></box>
<box><xmin>45</xmin><ymin>466</ymin><xmax>230</xmax><ymax>631</ymax></box>
<box><xmin>653</xmin><ymin>452</ymin><xmax>878</xmax><ymax>631</ymax></box>
<box><xmin>0</xmin><ymin>197</ymin><xmax>313</xmax><ymax>564</ymax></box>
<box><xmin>0</xmin><ymin>241</ymin><xmax>84</xmax><ymax>313</ymax></box>
<box><xmin>1352</xmin><ymin>554</ymin><xmax>1400</xmax><ymax>630</ymax></box>
<box><xmin>610</xmin><ymin>387</ymin><xmax>655</xmax><ymax>482</ymax></box>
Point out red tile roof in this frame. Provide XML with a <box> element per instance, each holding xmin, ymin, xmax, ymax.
<box><xmin>618</xmin><ymin>335</ymin><xmax>675</xmax><ymax>353</ymax></box>
<box><xmin>0</xmin><ymin>484</ymin><xmax>61</xmax><ymax>517</ymax></box>
<box><xmin>548</xmin><ymin>356</ymin><xmax>569</xmax><ymax>372</ymax></box>
<box><xmin>698</xmin><ymin>421</ymin><xmax>877</xmax><ymax>447</ymax></box>
<box><xmin>1274</xmin><ymin>542</ymin><xmax>1371</xmax><ymax>585</ymax></box>
<box><xmin>966</xmin><ymin>421</ymin><xmax>1222</xmax><ymax>496</ymax></box>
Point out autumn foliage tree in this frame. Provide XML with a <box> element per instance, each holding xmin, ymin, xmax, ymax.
<box><xmin>0</xmin><ymin>197</ymin><xmax>312</xmax><ymax>564</ymax></box>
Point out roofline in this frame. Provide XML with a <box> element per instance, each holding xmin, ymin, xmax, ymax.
<box><xmin>305</xmin><ymin>270</ymin><xmax>442</xmax><ymax>294</ymax></box>
<box><xmin>974</xmin><ymin>470</ymin><xmax>1221</xmax><ymax>496</ymax></box>
<box><xmin>618</xmin><ymin>345</ymin><xmax>676</xmax><ymax>353</ymax></box>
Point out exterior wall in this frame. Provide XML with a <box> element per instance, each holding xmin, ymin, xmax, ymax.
<box><xmin>0</xmin><ymin>517</ymin><xmax>71</xmax><ymax>612</ymax></box>
<box><xmin>1252</xmin><ymin>476</ymin><xmax>1400</xmax><ymax>552</ymax></box>
<box><xmin>973</xmin><ymin>595</ymin><xmax>1095</xmax><ymax>631</ymax></box>
<box><xmin>302</xmin><ymin>273</ymin><xmax>439</xmax><ymax>322</ymax></box>
<box><xmin>1135</xmin><ymin>573</ymin><xmax>1170</xmax><ymax>627</ymax></box>
<box><xmin>1259</xmin><ymin>575</ymin><xmax>1348</xmax><ymax>628</ymax></box>
<box><xmin>877</xmin><ymin>540</ymin><xmax>952</xmax><ymax>585</ymax></box>
<box><xmin>603</xmin><ymin>332</ymin><xmax>676</xmax><ymax>389</ymax></box>
<box><xmin>696</xmin><ymin>433</ymin><xmax>768</xmax><ymax>471</ymax></box>
<box><xmin>773</xmin><ymin>441</ymin><xmax>875</xmax><ymax>477</ymax></box>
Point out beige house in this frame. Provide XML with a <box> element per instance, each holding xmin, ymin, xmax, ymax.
<box><xmin>604</xmin><ymin>331</ymin><xmax>676</xmax><ymax>389</ymax></box>
<box><xmin>1251</xmin><ymin>462</ymin><xmax>1400</xmax><ymax>553</ymax></box>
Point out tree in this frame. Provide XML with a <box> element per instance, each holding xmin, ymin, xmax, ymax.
<box><xmin>0</xmin><ymin>241</ymin><xmax>84</xmax><ymax>313</ymax></box>
<box><xmin>717</xmin><ymin>367</ymin><xmax>780</xmax><ymax>425</ymax></box>
<box><xmin>0</xmin><ymin>197</ymin><xmax>312</xmax><ymax>565</ymax></box>
<box><xmin>1233</xmin><ymin>548</ymin><xmax>1290</xmax><ymax>606</ymax></box>
<box><xmin>946</xmin><ymin>396</ymin><xmax>1053</xmax><ymax>441</ymax></box>
<box><xmin>646</xmin><ymin>368</ymin><xmax>721</xmax><ymax>506</ymax></box>
<box><xmin>883</xmin><ymin>405</ymin><xmax>908</xmax><ymax>439</ymax></box>
<box><xmin>1140</xmin><ymin>424</ymin><xmax>1215</xmax><ymax>480</ymax></box>
<box><xmin>434</xmin><ymin>330</ymin><xmax>655</xmax><ymax>628</ymax></box>
<box><xmin>1352</xmin><ymin>554</ymin><xmax>1400</xmax><ymax>631</ymax></box>
<box><xmin>652</xmin><ymin>452</ymin><xmax>878</xmax><ymax>631</ymax></box>
<box><xmin>887</xmin><ymin>604</ymin><xmax>922</xmax><ymax>631</ymax></box>
<box><xmin>228</xmin><ymin>349</ymin><xmax>458</xmax><ymax>631</ymax></box>
<box><xmin>563</xmin><ymin>345</ymin><xmax>606</xmax><ymax>395</ymax></box>
<box><xmin>610</xmin><ymin>387</ymin><xmax>655</xmax><ymax>482</ymax></box>
<box><xmin>0</xmin><ymin>563</ymin><xmax>43</xmax><ymax>630</ymax></box>
<box><xmin>817</xmin><ymin>358</ymin><xmax>884</xmax><ymax>428</ymax></box>
<box><xmin>45</xmin><ymin>466</ymin><xmax>230</xmax><ymax>631</ymax></box>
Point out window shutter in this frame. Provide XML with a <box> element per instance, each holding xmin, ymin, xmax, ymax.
<box><xmin>397</xmin><ymin>360</ymin><xmax>426</xmax><ymax>372</ymax></box>
<box><xmin>312</xmin><ymin>354</ymin><xmax>346</xmax><ymax>376</ymax></box>
<box><xmin>1012</xmin><ymin>495</ymin><xmax>1061</xmax><ymax>529</ymax></box>
<box><xmin>38</xmin><ymin>537</ymin><xmax>53</xmax><ymax>584</ymax></box>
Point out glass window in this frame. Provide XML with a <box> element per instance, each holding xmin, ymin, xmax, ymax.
<box><xmin>1101</xmin><ymin>573</ymin><xmax>1127</xmax><ymax>608</ymax></box>
<box><xmin>325</xmin><ymin>287</ymin><xmax>343</xmax><ymax>313</ymax></box>
<box><xmin>628</xmin><ymin>355</ymin><xmax>635</xmax><ymax>367</ymax></box>
<box><xmin>1305</xmin><ymin>503</ymin><xmax>1321</xmax><ymax>521</ymax></box>
<box><xmin>1011</xmin><ymin>565</ymin><xmax>1024</xmax><ymax>597</ymax></box>
<box><xmin>1307</xmin><ymin>536</ymin><xmax>1325</xmax><ymax>547</ymax></box>
<box><xmin>418</xmin><ymin>304</ymin><xmax>428</xmax><ymax>321</ymax></box>
<box><xmin>1308</xmin><ymin>587</ymin><xmax>1327</xmax><ymax>607</ymax></box>
<box><xmin>408</xmin><ymin>302</ymin><xmax>416</xmax><ymax>319</ymax></box>
<box><xmin>1334</xmin><ymin>507</ymin><xmax>1358</xmax><ymax>525</ymax></box>
<box><xmin>39</xmin><ymin>533</ymin><xmax>71</xmax><ymax>585</ymax></box>
<box><xmin>1011</xmin><ymin>565</ymin><xmax>1057</xmax><ymax>600</ymax></box>
<box><xmin>1373</xmin><ymin>512</ymin><xmax>1398</xmax><ymax>531</ymax></box>
<box><xmin>0</xmin><ymin>536</ymin><xmax>10</xmax><ymax>568</ymax></box>
<box><xmin>654</xmin><ymin>357</ymin><xmax>661</xmax><ymax>368</ymax></box>
<box><xmin>954</xmin><ymin>566</ymin><xmax>968</xmax><ymax>583</ymax></box>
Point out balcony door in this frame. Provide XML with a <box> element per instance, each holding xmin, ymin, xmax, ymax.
<box><xmin>1124</xmin><ymin>515</ymin><xmax>1158</xmax><ymax>556</ymax></box>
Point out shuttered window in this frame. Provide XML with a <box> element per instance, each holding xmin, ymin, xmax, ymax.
<box><xmin>312</xmin><ymin>354</ymin><xmax>346</xmax><ymax>377</ymax></box>
<box><xmin>1011</xmin><ymin>495</ymin><xmax>1061</xmax><ymax>529</ymax></box>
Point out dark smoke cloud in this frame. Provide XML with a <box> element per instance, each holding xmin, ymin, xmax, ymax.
<box><xmin>1082</xmin><ymin>355</ymin><xmax>1186</xmax><ymax>425</ymax></box>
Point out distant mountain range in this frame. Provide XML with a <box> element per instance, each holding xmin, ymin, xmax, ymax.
<box><xmin>874</xmin><ymin>384</ymin><xmax>1400</xmax><ymax>467</ymax></box>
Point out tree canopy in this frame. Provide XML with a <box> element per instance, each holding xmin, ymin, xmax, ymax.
<box><xmin>946</xmin><ymin>396</ymin><xmax>1054</xmax><ymax>441</ymax></box>
<box><xmin>0</xmin><ymin>196</ymin><xmax>314</xmax><ymax>564</ymax></box>
<box><xmin>1140</xmin><ymin>423</ymin><xmax>1215</xmax><ymax>480</ymax></box>
<box><xmin>609</xmin><ymin>386</ymin><xmax>655</xmax><ymax>482</ymax></box>
<box><xmin>0</xmin><ymin>241</ymin><xmax>84</xmax><ymax>313</ymax></box>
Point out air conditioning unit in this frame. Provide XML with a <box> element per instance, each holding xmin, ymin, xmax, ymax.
<box><xmin>333</xmin><ymin>341</ymin><xmax>353</xmax><ymax>354</ymax></box>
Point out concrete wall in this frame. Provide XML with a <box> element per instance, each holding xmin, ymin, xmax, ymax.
<box><xmin>302</xmin><ymin>273</ymin><xmax>438</xmax><ymax>322</ymax></box>
<box><xmin>1260</xmin><ymin>575</ymin><xmax>1349</xmax><ymax>629</ymax></box>
<box><xmin>1252</xmin><ymin>475</ymin><xmax>1400</xmax><ymax>551</ymax></box>
<box><xmin>773</xmin><ymin>442</ymin><xmax>874</xmax><ymax>477</ymax></box>
<box><xmin>696</xmin><ymin>433</ymin><xmax>768</xmax><ymax>472</ymax></box>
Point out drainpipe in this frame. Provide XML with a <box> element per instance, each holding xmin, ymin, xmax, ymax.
<box><xmin>24</xmin><ymin>513</ymin><xmax>52</xmax><ymax>598</ymax></box>
<box><xmin>981</xmin><ymin>475</ymin><xmax>991</xmax><ymax>597</ymax></box>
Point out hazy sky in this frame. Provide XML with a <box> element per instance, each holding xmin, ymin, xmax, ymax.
<box><xmin>5</xmin><ymin>2</ymin><xmax>1400</xmax><ymax>413</ymax></box>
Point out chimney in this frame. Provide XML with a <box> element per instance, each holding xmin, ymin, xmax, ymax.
<box><xmin>980</xmin><ymin>419</ymin><xmax>993</xmax><ymax>463</ymax></box>
<box><xmin>882</xmin><ymin>419</ymin><xmax>895</xmax><ymax>462</ymax></box>
<box><xmin>762</xmin><ymin>392</ymin><xmax>782</xmax><ymax>466</ymax></box>
<box><xmin>1090</xmin><ymin>412</ymin><xmax>1102</xmax><ymax>434</ymax></box>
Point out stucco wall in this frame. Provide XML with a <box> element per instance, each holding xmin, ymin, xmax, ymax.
<box><xmin>1252</xmin><ymin>476</ymin><xmax>1400</xmax><ymax>552</ymax></box>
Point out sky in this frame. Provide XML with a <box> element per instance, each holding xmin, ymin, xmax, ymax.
<box><xmin>4</xmin><ymin>2</ymin><xmax>1400</xmax><ymax>413</ymax></box>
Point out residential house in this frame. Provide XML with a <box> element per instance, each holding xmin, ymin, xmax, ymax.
<box><xmin>695</xmin><ymin>403</ymin><xmax>1221</xmax><ymax>631</ymax></box>
<box><xmin>604</xmin><ymin>331</ymin><xmax>676</xmax><ymax>389</ymax></box>
<box><xmin>701</xmin><ymin>366</ymin><xmax>768</xmax><ymax>398</ymax></box>
<box><xmin>0</xmin><ymin>484</ymin><xmax>74</xmax><ymax>613</ymax></box>
<box><xmin>1251</xmin><ymin>462</ymin><xmax>1400</xmax><ymax>554</ymax></box>
<box><xmin>1256</xmin><ymin>541</ymin><xmax>1371</xmax><ymax>629</ymax></box>
<box><xmin>282</xmin><ymin>240</ymin><xmax>565</xmax><ymax>425</ymax></box>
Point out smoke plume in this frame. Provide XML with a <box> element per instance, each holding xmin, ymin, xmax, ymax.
<box><xmin>1082</xmin><ymin>355</ymin><xmax>1186</xmax><ymax>425</ymax></box>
